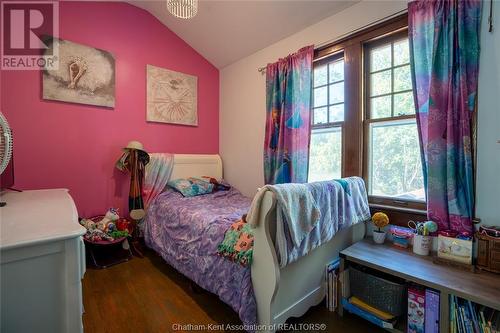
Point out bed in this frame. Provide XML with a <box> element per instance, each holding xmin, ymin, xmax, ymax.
<box><xmin>144</xmin><ymin>154</ymin><xmax>366</xmax><ymax>332</ymax></box>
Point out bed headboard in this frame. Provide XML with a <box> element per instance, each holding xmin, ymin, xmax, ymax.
<box><xmin>170</xmin><ymin>154</ymin><xmax>223</xmax><ymax>180</ymax></box>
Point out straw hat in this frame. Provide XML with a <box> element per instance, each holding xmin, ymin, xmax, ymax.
<box><xmin>124</xmin><ymin>140</ymin><xmax>147</xmax><ymax>153</ymax></box>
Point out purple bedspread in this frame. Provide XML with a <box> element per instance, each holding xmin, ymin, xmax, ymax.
<box><xmin>144</xmin><ymin>187</ymin><xmax>256</xmax><ymax>327</ymax></box>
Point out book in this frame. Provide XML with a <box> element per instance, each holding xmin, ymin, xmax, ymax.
<box><xmin>408</xmin><ymin>287</ymin><xmax>426</xmax><ymax>333</ymax></box>
<box><xmin>349</xmin><ymin>296</ymin><xmax>395</xmax><ymax>321</ymax></box>
<box><xmin>467</xmin><ymin>300</ymin><xmax>480</xmax><ymax>333</ymax></box>
<box><xmin>451</xmin><ymin>296</ymin><xmax>457</xmax><ymax>333</ymax></box>
<box><xmin>325</xmin><ymin>258</ymin><xmax>340</xmax><ymax>312</ymax></box>
<box><xmin>425</xmin><ymin>289</ymin><xmax>440</xmax><ymax>333</ymax></box>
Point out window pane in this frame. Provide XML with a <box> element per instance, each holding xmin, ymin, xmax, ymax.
<box><xmin>329</xmin><ymin>82</ymin><xmax>344</xmax><ymax>104</ymax></box>
<box><xmin>314</xmin><ymin>86</ymin><xmax>327</xmax><ymax>107</ymax></box>
<box><xmin>369</xmin><ymin>119</ymin><xmax>424</xmax><ymax>201</ymax></box>
<box><xmin>394</xmin><ymin>65</ymin><xmax>412</xmax><ymax>92</ymax></box>
<box><xmin>370</xmin><ymin>96</ymin><xmax>392</xmax><ymax>119</ymax></box>
<box><xmin>394</xmin><ymin>92</ymin><xmax>415</xmax><ymax>116</ymax></box>
<box><xmin>308</xmin><ymin>127</ymin><xmax>342</xmax><ymax>182</ymax></box>
<box><xmin>370</xmin><ymin>70</ymin><xmax>392</xmax><ymax>96</ymax></box>
<box><xmin>329</xmin><ymin>104</ymin><xmax>344</xmax><ymax>122</ymax></box>
<box><xmin>394</xmin><ymin>39</ymin><xmax>410</xmax><ymax>66</ymax></box>
<box><xmin>313</xmin><ymin>107</ymin><xmax>328</xmax><ymax>125</ymax></box>
<box><xmin>370</xmin><ymin>44</ymin><xmax>391</xmax><ymax>72</ymax></box>
<box><xmin>329</xmin><ymin>60</ymin><xmax>344</xmax><ymax>83</ymax></box>
<box><xmin>314</xmin><ymin>65</ymin><xmax>327</xmax><ymax>87</ymax></box>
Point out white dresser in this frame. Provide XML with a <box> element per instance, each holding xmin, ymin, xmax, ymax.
<box><xmin>0</xmin><ymin>189</ymin><xmax>87</xmax><ymax>333</ymax></box>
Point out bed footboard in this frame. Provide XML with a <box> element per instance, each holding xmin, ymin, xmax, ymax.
<box><xmin>250</xmin><ymin>192</ymin><xmax>366</xmax><ymax>333</ymax></box>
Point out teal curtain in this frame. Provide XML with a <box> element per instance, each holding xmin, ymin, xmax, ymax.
<box><xmin>264</xmin><ymin>46</ymin><xmax>314</xmax><ymax>184</ymax></box>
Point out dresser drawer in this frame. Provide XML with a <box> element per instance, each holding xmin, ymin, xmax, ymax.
<box><xmin>489</xmin><ymin>260</ymin><xmax>500</xmax><ymax>272</ymax></box>
<box><xmin>490</xmin><ymin>250</ymin><xmax>500</xmax><ymax>262</ymax></box>
<box><xmin>477</xmin><ymin>239</ymin><xmax>489</xmax><ymax>266</ymax></box>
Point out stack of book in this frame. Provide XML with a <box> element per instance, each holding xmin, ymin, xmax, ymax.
<box><xmin>325</xmin><ymin>258</ymin><xmax>340</xmax><ymax>311</ymax></box>
<box><xmin>450</xmin><ymin>296</ymin><xmax>500</xmax><ymax>333</ymax></box>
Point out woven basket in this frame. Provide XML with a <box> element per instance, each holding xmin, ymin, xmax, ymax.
<box><xmin>349</xmin><ymin>267</ymin><xmax>406</xmax><ymax>316</ymax></box>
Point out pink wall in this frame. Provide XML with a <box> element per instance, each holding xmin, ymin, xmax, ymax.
<box><xmin>0</xmin><ymin>2</ymin><xmax>219</xmax><ymax>217</ymax></box>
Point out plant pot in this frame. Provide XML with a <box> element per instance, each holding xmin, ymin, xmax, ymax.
<box><xmin>373</xmin><ymin>230</ymin><xmax>386</xmax><ymax>244</ymax></box>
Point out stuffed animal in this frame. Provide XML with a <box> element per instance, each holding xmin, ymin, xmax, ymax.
<box><xmin>96</xmin><ymin>208</ymin><xmax>119</xmax><ymax>232</ymax></box>
<box><xmin>85</xmin><ymin>229</ymin><xmax>114</xmax><ymax>242</ymax></box>
<box><xmin>80</xmin><ymin>218</ymin><xmax>96</xmax><ymax>230</ymax></box>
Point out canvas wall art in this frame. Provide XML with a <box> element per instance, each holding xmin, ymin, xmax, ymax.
<box><xmin>42</xmin><ymin>36</ymin><xmax>115</xmax><ymax>108</ymax></box>
<box><xmin>146</xmin><ymin>64</ymin><xmax>198</xmax><ymax>126</ymax></box>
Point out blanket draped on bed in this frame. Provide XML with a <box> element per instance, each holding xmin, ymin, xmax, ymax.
<box><xmin>247</xmin><ymin>177</ymin><xmax>370</xmax><ymax>267</ymax></box>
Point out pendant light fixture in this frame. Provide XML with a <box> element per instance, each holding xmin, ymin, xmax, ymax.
<box><xmin>167</xmin><ymin>0</ymin><xmax>198</xmax><ymax>19</ymax></box>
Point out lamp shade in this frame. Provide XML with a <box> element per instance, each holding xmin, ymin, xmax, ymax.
<box><xmin>167</xmin><ymin>0</ymin><xmax>198</xmax><ymax>19</ymax></box>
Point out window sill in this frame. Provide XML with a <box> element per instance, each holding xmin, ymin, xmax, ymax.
<box><xmin>369</xmin><ymin>203</ymin><xmax>427</xmax><ymax>216</ymax></box>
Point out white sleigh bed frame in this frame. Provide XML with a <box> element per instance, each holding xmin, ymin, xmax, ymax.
<box><xmin>169</xmin><ymin>154</ymin><xmax>366</xmax><ymax>332</ymax></box>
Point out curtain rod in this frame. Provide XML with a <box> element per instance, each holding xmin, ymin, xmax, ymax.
<box><xmin>257</xmin><ymin>8</ymin><xmax>408</xmax><ymax>73</ymax></box>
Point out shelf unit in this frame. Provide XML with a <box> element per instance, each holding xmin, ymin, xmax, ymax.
<box><xmin>338</xmin><ymin>239</ymin><xmax>500</xmax><ymax>333</ymax></box>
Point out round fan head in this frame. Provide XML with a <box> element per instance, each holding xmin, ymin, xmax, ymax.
<box><xmin>0</xmin><ymin>112</ymin><xmax>13</xmax><ymax>175</ymax></box>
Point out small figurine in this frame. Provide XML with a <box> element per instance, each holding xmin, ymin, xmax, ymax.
<box><xmin>96</xmin><ymin>208</ymin><xmax>119</xmax><ymax>232</ymax></box>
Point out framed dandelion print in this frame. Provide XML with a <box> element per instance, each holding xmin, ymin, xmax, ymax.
<box><xmin>146</xmin><ymin>64</ymin><xmax>198</xmax><ymax>126</ymax></box>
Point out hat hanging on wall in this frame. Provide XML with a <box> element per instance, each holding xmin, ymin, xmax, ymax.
<box><xmin>124</xmin><ymin>140</ymin><xmax>147</xmax><ymax>154</ymax></box>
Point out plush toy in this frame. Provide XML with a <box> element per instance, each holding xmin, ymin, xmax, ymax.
<box><xmin>80</xmin><ymin>218</ymin><xmax>96</xmax><ymax>230</ymax></box>
<box><xmin>96</xmin><ymin>208</ymin><xmax>119</xmax><ymax>232</ymax></box>
<box><xmin>116</xmin><ymin>218</ymin><xmax>133</xmax><ymax>234</ymax></box>
<box><xmin>85</xmin><ymin>229</ymin><xmax>114</xmax><ymax>242</ymax></box>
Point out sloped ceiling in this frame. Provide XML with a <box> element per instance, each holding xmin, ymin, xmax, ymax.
<box><xmin>128</xmin><ymin>1</ymin><xmax>359</xmax><ymax>68</ymax></box>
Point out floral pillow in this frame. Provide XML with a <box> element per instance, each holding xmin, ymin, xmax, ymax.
<box><xmin>168</xmin><ymin>178</ymin><xmax>214</xmax><ymax>197</ymax></box>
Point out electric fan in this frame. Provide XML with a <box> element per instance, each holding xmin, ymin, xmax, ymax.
<box><xmin>0</xmin><ymin>111</ymin><xmax>13</xmax><ymax>207</ymax></box>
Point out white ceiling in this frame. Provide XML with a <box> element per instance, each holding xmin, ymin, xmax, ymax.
<box><xmin>128</xmin><ymin>1</ymin><xmax>359</xmax><ymax>68</ymax></box>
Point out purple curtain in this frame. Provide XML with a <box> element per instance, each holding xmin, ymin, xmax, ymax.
<box><xmin>264</xmin><ymin>46</ymin><xmax>314</xmax><ymax>184</ymax></box>
<box><xmin>408</xmin><ymin>0</ymin><xmax>481</xmax><ymax>233</ymax></box>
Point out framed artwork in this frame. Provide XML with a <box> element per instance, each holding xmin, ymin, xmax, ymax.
<box><xmin>42</xmin><ymin>36</ymin><xmax>115</xmax><ymax>108</ymax></box>
<box><xmin>146</xmin><ymin>64</ymin><xmax>198</xmax><ymax>126</ymax></box>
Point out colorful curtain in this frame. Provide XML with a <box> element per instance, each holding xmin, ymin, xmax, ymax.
<box><xmin>264</xmin><ymin>46</ymin><xmax>314</xmax><ymax>184</ymax></box>
<box><xmin>143</xmin><ymin>153</ymin><xmax>174</xmax><ymax>209</ymax></box>
<box><xmin>408</xmin><ymin>0</ymin><xmax>481</xmax><ymax>233</ymax></box>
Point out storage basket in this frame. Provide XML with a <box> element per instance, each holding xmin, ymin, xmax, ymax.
<box><xmin>349</xmin><ymin>267</ymin><xmax>406</xmax><ymax>316</ymax></box>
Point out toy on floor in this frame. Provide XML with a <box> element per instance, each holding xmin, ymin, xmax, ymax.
<box><xmin>80</xmin><ymin>208</ymin><xmax>129</xmax><ymax>242</ymax></box>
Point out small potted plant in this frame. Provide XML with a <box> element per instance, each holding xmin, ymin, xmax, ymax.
<box><xmin>372</xmin><ymin>212</ymin><xmax>389</xmax><ymax>244</ymax></box>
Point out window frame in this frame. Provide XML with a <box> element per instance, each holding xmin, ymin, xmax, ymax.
<box><xmin>362</xmin><ymin>29</ymin><xmax>426</xmax><ymax>211</ymax></box>
<box><xmin>309</xmin><ymin>52</ymin><xmax>345</xmax><ymax>180</ymax></box>
<box><xmin>311</xmin><ymin>13</ymin><xmax>428</xmax><ymax>225</ymax></box>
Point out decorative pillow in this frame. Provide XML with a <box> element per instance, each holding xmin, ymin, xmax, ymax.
<box><xmin>167</xmin><ymin>178</ymin><xmax>214</xmax><ymax>197</ymax></box>
<box><xmin>198</xmin><ymin>176</ymin><xmax>231</xmax><ymax>192</ymax></box>
<box><xmin>217</xmin><ymin>214</ymin><xmax>254</xmax><ymax>267</ymax></box>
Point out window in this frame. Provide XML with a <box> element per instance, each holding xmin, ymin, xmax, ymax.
<box><xmin>308</xmin><ymin>55</ymin><xmax>344</xmax><ymax>182</ymax></box>
<box><xmin>309</xmin><ymin>15</ymin><xmax>426</xmax><ymax>221</ymax></box>
<box><xmin>364</xmin><ymin>34</ymin><xmax>425</xmax><ymax>204</ymax></box>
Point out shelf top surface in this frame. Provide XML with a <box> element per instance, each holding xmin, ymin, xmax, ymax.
<box><xmin>341</xmin><ymin>239</ymin><xmax>500</xmax><ymax>310</ymax></box>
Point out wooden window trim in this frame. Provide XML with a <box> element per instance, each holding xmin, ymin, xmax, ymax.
<box><xmin>310</xmin><ymin>13</ymin><xmax>427</xmax><ymax>226</ymax></box>
<box><xmin>363</xmin><ymin>27</ymin><xmax>426</xmax><ymax>211</ymax></box>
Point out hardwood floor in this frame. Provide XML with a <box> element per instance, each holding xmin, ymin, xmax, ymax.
<box><xmin>82</xmin><ymin>249</ymin><xmax>386</xmax><ymax>333</ymax></box>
